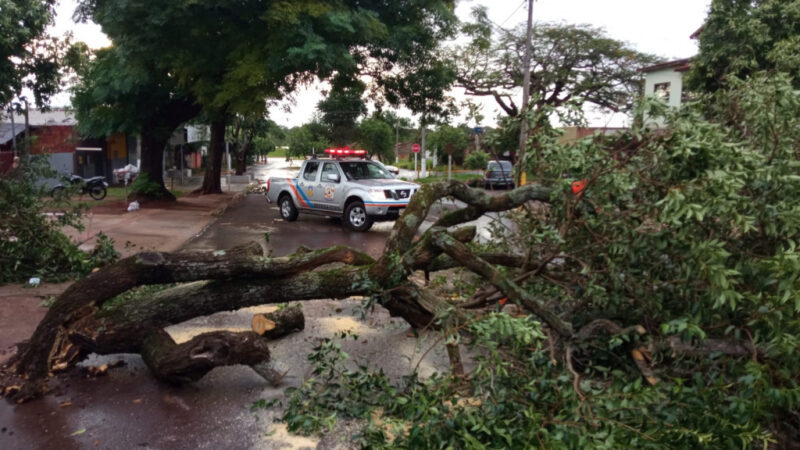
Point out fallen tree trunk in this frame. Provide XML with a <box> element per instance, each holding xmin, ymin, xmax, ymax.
<box><xmin>251</xmin><ymin>306</ymin><xmax>305</xmax><ymax>338</ymax></box>
<box><xmin>3</xmin><ymin>181</ymin><xmax>570</xmax><ymax>402</ymax></box>
<box><xmin>141</xmin><ymin>330</ymin><xmax>272</xmax><ymax>385</ymax></box>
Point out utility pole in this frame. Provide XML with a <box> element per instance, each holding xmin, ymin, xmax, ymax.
<box><xmin>23</xmin><ymin>99</ymin><xmax>29</xmax><ymax>160</ymax></box>
<box><xmin>420</xmin><ymin>120</ymin><xmax>428</xmax><ymax>178</ymax></box>
<box><xmin>395</xmin><ymin>124</ymin><xmax>399</xmax><ymax>164</ymax></box>
<box><xmin>516</xmin><ymin>0</ymin><xmax>534</xmax><ymax>186</ymax></box>
<box><xmin>9</xmin><ymin>107</ymin><xmax>17</xmax><ymax>155</ymax></box>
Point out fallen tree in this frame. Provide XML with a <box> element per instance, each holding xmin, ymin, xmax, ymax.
<box><xmin>0</xmin><ymin>180</ymin><xmax>770</xmax><ymax>401</ymax></box>
<box><xmin>0</xmin><ymin>182</ymin><xmax>555</xmax><ymax>399</ymax></box>
<box><xmin>2</xmin><ymin>78</ymin><xmax>799</xmax><ymax>444</ymax></box>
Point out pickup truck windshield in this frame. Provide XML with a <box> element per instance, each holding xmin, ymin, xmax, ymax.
<box><xmin>339</xmin><ymin>162</ymin><xmax>393</xmax><ymax>180</ymax></box>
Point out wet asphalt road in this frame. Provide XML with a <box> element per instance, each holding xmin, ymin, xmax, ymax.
<box><xmin>0</xmin><ymin>169</ymin><xmax>459</xmax><ymax>450</ymax></box>
<box><xmin>181</xmin><ymin>193</ymin><xmax>394</xmax><ymax>258</ymax></box>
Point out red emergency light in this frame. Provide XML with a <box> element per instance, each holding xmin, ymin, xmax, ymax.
<box><xmin>324</xmin><ymin>147</ymin><xmax>367</xmax><ymax>156</ymax></box>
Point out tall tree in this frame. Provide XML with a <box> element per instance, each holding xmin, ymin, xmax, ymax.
<box><xmin>687</xmin><ymin>0</ymin><xmax>800</xmax><ymax>94</ymax></box>
<box><xmin>318</xmin><ymin>75</ymin><xmax>367</xmax><ymax>146</ymax></box>
<box><xmin>287</xmin><ymin>119</ymin><xmax>328</xmax><ymax>159</ymax></box>
<box><xmin>0</xmin><ymin>0</ymin><xmax>62</xmax><ymax>108</ymax></box>
<box><xmin>76</xmin><ymin>0</ymin><xmax>457</xmax><ymax>193</ymax></box>
<box><xmin>228</xmin><ymin>112</ymin><xmax>273</xmax><ymax>175</ymax></box>
<box><xmin>427</xmin><ymin>124</ymin><xmax>468</xmax><ymax>163</ymax></box>
<box><xmin>72</xmin><ymin>48</ymin><xmax>200</xmax><ymax>200</ymax></box>
<box><xmin>455</xmin><ymin>7</ymin><xmax>658</xmax><ymax>119</ymax></box>
<box><xmin>357</xmin><ymin>117</ymin><xmax>393</xmax><ymax>161</ymax></box>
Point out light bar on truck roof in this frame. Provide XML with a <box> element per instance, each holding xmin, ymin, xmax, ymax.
<box><xmin>324</xmin><ymin>147</ymin><xmax>367</xmax><ymax>156</ymax></box>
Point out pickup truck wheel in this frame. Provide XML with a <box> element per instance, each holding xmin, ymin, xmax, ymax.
<box><xmin>279</xmin><ymin>195</ymin><xmax>299</xmax><ymax>222</ymax></box>
<box><xmin>344</xmin><ymin>201</ymin><xmax>373</xmax><ymax>232</ymax></box>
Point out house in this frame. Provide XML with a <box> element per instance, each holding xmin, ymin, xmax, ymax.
<box><xmin>641</xmin><ymin>57</ymin><xmax>693</xmax><ymax>111</ymax></box>
<box><xmin>0</xmin><ymin>109</ymin><xmax>140</xmax><ymax>181</ymax></box>
<box><xmin>639</xmin><ymin>26</ymin><xmax>703</xmax><ymax>125</ymax></box>
<box><xmin>558</xmin><ymin>126</ymin><xmax>627</xmax><ymax>144</ymax></box>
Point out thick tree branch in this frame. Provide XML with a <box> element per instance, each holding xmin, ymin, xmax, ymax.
<box><xmin>140</xmin><ymin>330</ymin><xmax>271</xmax><ymax>385</ymax></box>
<box><xmin>430</xmin><ymin>230</ymin><xmax>573</xmax><ymax>337</ymax></box>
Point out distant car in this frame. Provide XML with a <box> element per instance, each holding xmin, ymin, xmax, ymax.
<box><xmin>484</xmin><ymin>160</ymin><xmax>514</xmax><ymax>189</ymax></box>
<box><xmin>382</xmin><ymin>164</ymin><xmax>400</xmax><ymax>176</ymax></box>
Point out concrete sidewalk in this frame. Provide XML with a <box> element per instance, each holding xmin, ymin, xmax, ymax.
<box><xmin>0</xmin><ymin>186</ymin><xmax>249</xmax><ymax>360</ymax></box>
<box><xmin>66</xmin><ymin>190</ymin><xmax>246</xmax><ymax>258</ymax></box>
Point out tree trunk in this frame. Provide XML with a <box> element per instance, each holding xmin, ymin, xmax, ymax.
<box><xmin>235</xmin><ymin>142</ymin><xmax>249</xmax><ymax>175</ymax></box>
<box><xmin>141</xmin><ymin>330</ymin><xmax>271</xmax><ymax>384</ymax></box>
<box><xmin>135</xmin><ymin>130</ymin><xmax>175</xmax><ymax>201</ymax></box>
<box><xmin>133</xmin><ymin>97</ymin><xmax>201</xmax><ymax>201</ymax></box>
<box><xmin>201</xmin><ymin>118</ymin><xmax>226</xmax><ymax>194</ymax></box>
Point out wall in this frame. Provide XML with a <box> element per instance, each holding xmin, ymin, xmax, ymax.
<box><xmin>30</xmin><ymin>126</ymin><xmax>76</xmax><ymax>154</ymax></box>
<box><xmin>643</xmin><ymin>68</ymin><xmax>685</xmax><ymax>127</ymax></box>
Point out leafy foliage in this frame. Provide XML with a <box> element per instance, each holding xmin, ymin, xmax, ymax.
<box><xmin>0</xmin><ymin>0</ymin><xmax>62</xmax><ymax>107</ymax></box>
<box><xmin>128</xmin><ymin>173</ymin><xmax>167</xmax><ymax>199</ymax></box>
<box><xmin>688</xmin><ymin>0</ymin><xmax>800</xmax><ymax>94</ymax></box>
<box><xmin>427</xmin><ymin>124</ymin><xmax>468</xmax><ymax>160</ymax></box>
<box><xmin>0</xmin><ymin>157</ymin><xmax>117</xmax><ymax>283</ymax></box>
<box><xmin>357</xmin><ymin>118</ymin><xmax>393</xmax><ymax>161</ymax></box>
<box><xmin>283</xmin><ymin>74</ymin><xmax>800</xmax><ymax>447</ymax></box>
<box><xmin>463</xmin><ymin>151</ymin><xmax>489</xmax><ymax>170</ymax></box>
<box><xmin>287</xmin><ymin>119</ymin><xmax>329</xmax><ymax>159</ymax></box>
<box><xmin>318</xmin><ymin>75</ymin><xmax>367</xmax><ymax>146</ymax></box>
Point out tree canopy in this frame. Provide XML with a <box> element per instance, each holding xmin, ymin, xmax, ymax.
<box><xmin>75</xmin><ymin>0</ymin><xmax>457</xmax><ymax>193</ymax></box>
<box><xmin>357</xmin><ymin>117</ymin><xmax>393</xmax><ymax>161</ymax></box>
<box><xmin>317</xmin><ymin>75</ymin><xmax>367</xmax><ymax>146</ymax></box>
<box><xmin>427</xmin><ymin>124</ymin><xmax>468</xmax><ymax>157</ymax></box>
<box><xmin>455</xmin><ymin>7</ymin><xmax>658</xmax><ymax>118</ymax></box>
<box><xmin>0</xmin><ymin>0</ymin><xmax>62</xmax><ymax>107</ymax></box>
<box><xmin>688</xmin><ymin>0</ymin><xmax>800</xmax><ymax>94</ymax></box>
<box><xmin>287</xmin><ymin>118</ymin><xmax>328</xmax><ymax>159</ymax></box>
<box><xmin>71</xmin><ymin>47</ymin><xmax>199</xmax><ymax>200</ymax></box>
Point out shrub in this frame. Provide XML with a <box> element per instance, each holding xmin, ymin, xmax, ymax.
<box><xmin>0</xmin><ymin>157</ymin><xmax>118</xmax><ymax>283</ymax></box>
<box><xmin>464</xmin><ymin>151</ymin><xmax>489</xmax><ymax>170</ymax></box>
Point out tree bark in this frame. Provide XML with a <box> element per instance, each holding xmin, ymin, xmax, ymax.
<box><xmin>201</xmin><ymin>118</ymin><xmax>227</xmax><ymax>194</ymax></box>
<box><xmin>140</xmin><ymin>330</ymin><xmax>271</xmax><ymax>384</ymax></box>
<box><xmin>135</xmin><ymin>130</ymin><xmax>175</xmax><ymax>201</ymax></box>
<box><xmin>234</xmin><ymin>136</ymin><xmax>251</xmax><ymax>176</ymax></box>
<box><xmin>134</xmin><ymin>97</ymin><xmax>201</xmax><ymax>201</ymax></box>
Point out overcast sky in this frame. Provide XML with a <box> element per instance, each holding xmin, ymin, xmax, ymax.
<box><xmin>49</xmin><ymin>0</ymin><xmax>711</xmax><ymax>128</ymax></box>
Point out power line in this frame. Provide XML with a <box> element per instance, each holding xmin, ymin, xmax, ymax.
<box><xmin>498</xmin><ymin>0</ymin><xmax>527</xmax><ymax>28</ymax></box>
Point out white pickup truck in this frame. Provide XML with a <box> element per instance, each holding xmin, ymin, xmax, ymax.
<box><xmin>265</xmin><ymin>157</ymin><xmax>420</xmax><ymax>231</ymax></box>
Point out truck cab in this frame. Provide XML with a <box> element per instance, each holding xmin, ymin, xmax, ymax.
<box><xmin>266</xmin><ymin>150</ymin><xmax>420</xmax><ymax>231</ymax></box>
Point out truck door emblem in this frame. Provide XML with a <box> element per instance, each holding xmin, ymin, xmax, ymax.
<box><xmin>324</xmin><ymin>186</ymin><xmax>335</xmax><ymax>199</ymax></box>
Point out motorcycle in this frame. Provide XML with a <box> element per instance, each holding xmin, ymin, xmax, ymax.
<box><xmin>51</xmin><ymin>174</ymin><xmax>109</xmax><ymax>201</ymax></box>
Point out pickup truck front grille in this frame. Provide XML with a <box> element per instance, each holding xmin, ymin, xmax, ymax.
<box><xmin>383</xmin><ymin>189</ymin><xmax>413</xmax><ymax>200</ymax></box>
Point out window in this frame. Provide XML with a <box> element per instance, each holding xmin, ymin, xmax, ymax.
<box><xmin>321</xmin><ymin>163</ymin><xmax>340</xmax><ymax>183</ymax></box>
<box><xmin>339</xmin><ymin>162</ymin><xmax>393</xmax><ymax>180</ymax></box>
<box><xmin>654</xmin><ymin>82</ymin><xmax>671</xmax><ymax>102</ymax></box>
<box><xmin>303</xmin><ymin>161</ymin><xmax>320</xmax><ymax>181</ymax></box>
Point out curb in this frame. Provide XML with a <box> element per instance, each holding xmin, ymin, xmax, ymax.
<box><xmin>211</xmin><ymin>190</ymin><xmax>248</xmax><ymax>217</ymax></box>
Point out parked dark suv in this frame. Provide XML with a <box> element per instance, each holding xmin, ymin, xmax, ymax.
<box><xmin>484</xmin><ymin>160</ymin><xmax>514</xmax><ymax>189</ymax></box>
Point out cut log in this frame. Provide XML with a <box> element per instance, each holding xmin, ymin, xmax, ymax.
<box><xmin>251</xmin><ymin>305</ymin><xmax>305</xmax><ymax>338</ymax></box>
<box><xmin>140</xmin><ymin>330</ymin><xmax>271</xmax><ymax>385</ymax></box>
<box><xmin>252</xmin><ymin>316</ymin><xmax>276</xmax><ymax>335</ymax></box>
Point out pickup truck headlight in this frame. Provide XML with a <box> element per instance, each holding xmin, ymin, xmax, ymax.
<box><xmin>368</xmin><ymin>188</ymin><xmax>386</xmax><ymax>199</ymax></box>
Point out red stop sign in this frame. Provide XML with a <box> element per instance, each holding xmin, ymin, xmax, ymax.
<box><xmin>412</xmin><ymin>144</ymin><xmax>420</xmax><ymax>153</ymax></box>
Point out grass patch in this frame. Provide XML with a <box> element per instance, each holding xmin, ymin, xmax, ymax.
<box><xmin>414</xmin><ymin>172</ymin><xmax>483</xmax><ymax>184</ymax></box>
<box><xmin>267</xmin><ymin>147</ymin><xmax>289</xmax><ymax>158</ymax></box>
